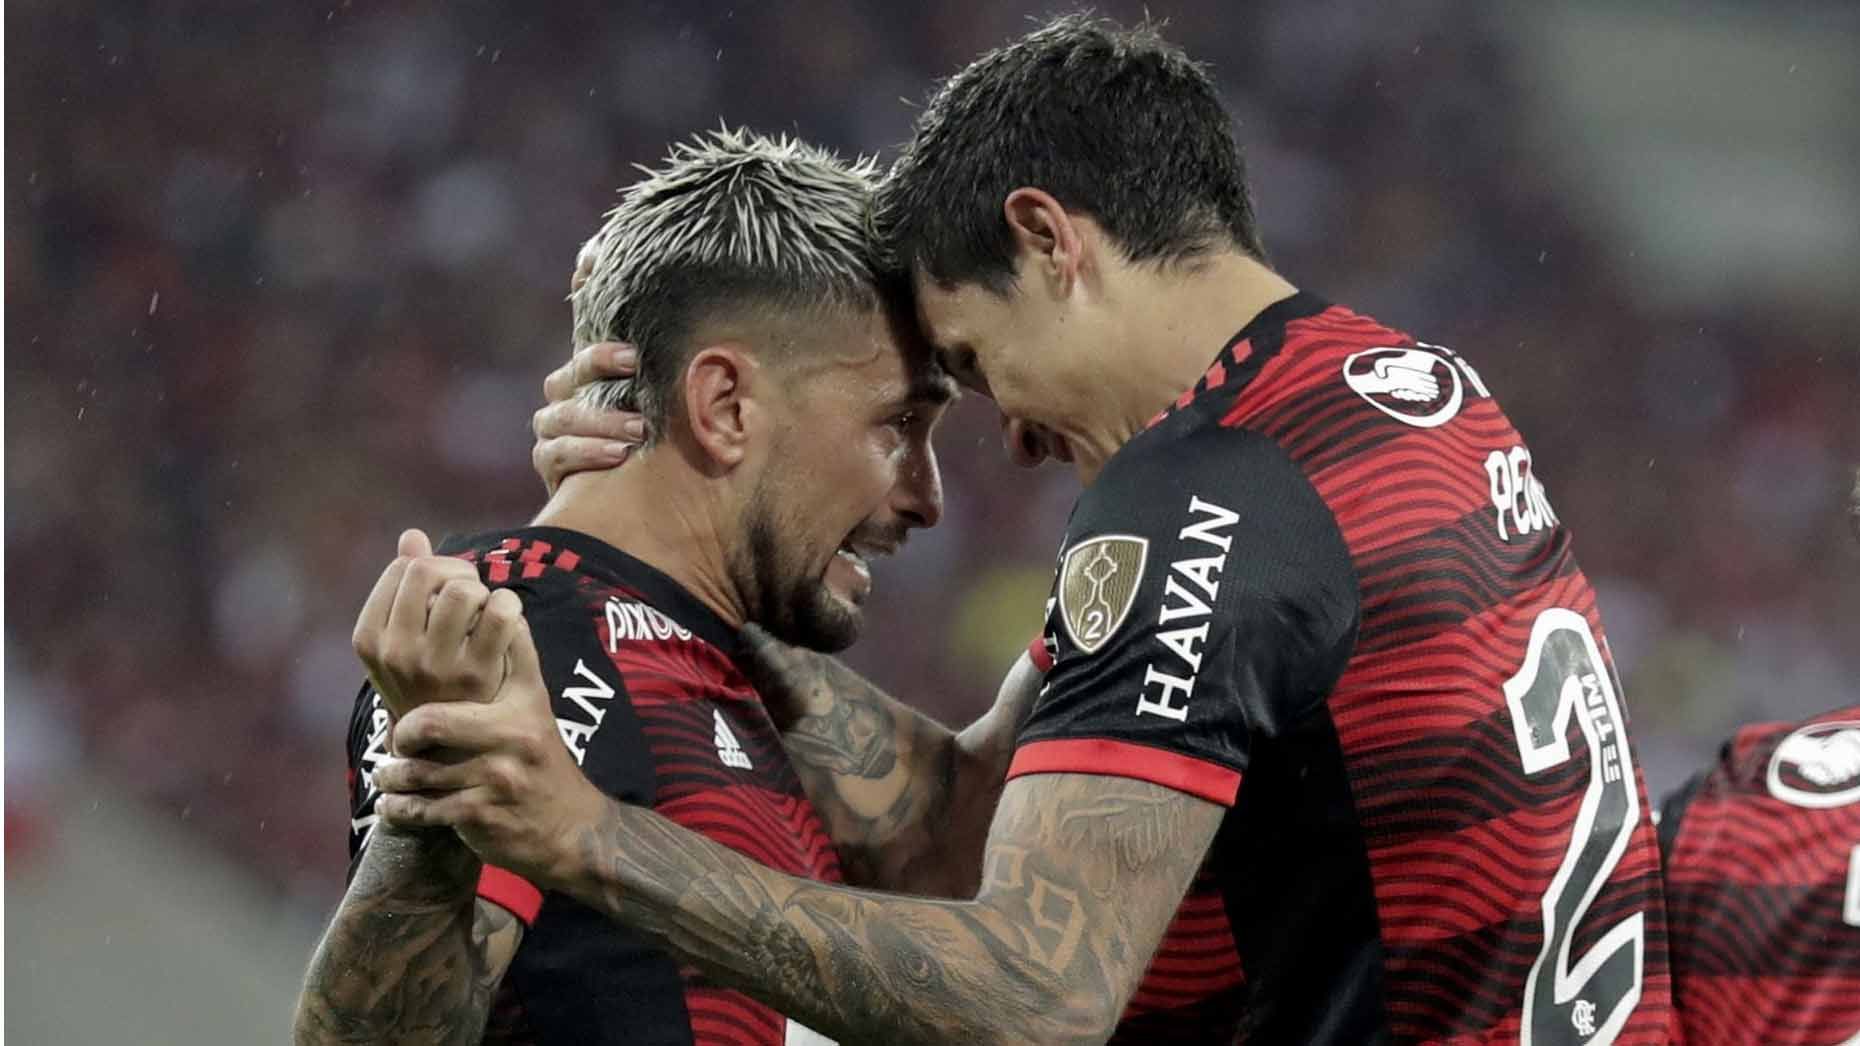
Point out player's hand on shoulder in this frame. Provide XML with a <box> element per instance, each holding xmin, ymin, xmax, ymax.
<box><xmin>352</xmin><ymin>528</ymin><xmax>526</xmax><ymax>721</ymax></box>
<box><xmin>374</xmin><ymin>622</ymin><xmax>607</xmax><ymax>890</ymax></box>
<box><xmin>531</xmin><ymin>341</ymin><xmax>645</xmax><ymax>495</ymax></box>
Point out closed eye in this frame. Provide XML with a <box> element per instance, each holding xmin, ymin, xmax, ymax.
<box><xmin>941</xmin><ymin>346</ymin><xmax>984</xmax><ymax>392</ymax></box>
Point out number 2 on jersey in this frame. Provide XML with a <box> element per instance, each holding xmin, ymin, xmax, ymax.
<box><xmin>1506</xmin><ymin>608</ymin><xmax>1644</xmax><ymax>1046</ymax></box>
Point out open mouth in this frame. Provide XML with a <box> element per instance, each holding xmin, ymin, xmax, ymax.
<box><xmin>833</xmin><ymin>543</ymin><xmax>871</xmax><ymax>583</ymax></box>
<box><xmin>832</xmin><ymin>533</ymin><xmax>902</xmax><ymax>587</ymax></box>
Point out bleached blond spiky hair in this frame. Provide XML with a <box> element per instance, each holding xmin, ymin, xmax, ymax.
<box><xmin>570</xmin><ymin>127</ymin><xmax>887</xmax><ymax>445</ymax></box>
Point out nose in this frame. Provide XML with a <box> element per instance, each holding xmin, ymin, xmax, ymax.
<box><xmin>895</xmin><ymin>439</ymin><xmax>944</xmax><ymax>531</ymax></box>
<box><xmin>1001</xmin><ymin>414</ymin><xmax>1049</xmax><ymax>469</ymax></box>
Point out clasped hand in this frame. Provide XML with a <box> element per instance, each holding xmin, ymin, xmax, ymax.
<box><xmin>356</xmin><ymin>528</ymin><xmax>606</xmax><ymax>890</ymax></box>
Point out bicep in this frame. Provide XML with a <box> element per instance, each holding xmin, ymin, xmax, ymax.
<box><xmin>976</xmin><ymin>771</ymin><xmax>1225</xmax><ymax>1019</ymax></box>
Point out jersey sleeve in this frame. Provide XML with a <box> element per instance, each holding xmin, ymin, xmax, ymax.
<box><xmin>468</xmin><ymin>573</ymin><xmax>656</xmax><ymax>925</ymax></box>
<box><xmin>1008</xmin><ymin>423</ymin><xmax>1359</xmax><ymax>806</ymax></box>
<box><xmin>1028</xmin><ymin>632</ymin><xmax>1055</xmax><ymax>673</ymax></box>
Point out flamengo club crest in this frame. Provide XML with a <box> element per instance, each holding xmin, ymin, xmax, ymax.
<box><xmin>1058</xmin><ymin>534</ymin><xmax>1148</xmax><ymax>654</ymax></box>
<box><xmin>1767</xmin><ymin>721</ymin><xmax>1860</xmax><ymax>809</ymax></box>
<box><xmin>1342</xmin><ymin>344</ymin><xmax>1486</xmax><ymax>429</ymax></box>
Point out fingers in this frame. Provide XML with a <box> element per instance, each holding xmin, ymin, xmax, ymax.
<box><xmin>531</xmin><ymin>398</ymin><xmax>645</xmax><ymax>443</ymax></box>
<box><xmin>464</xmin><ymin>588</ymin><xmax>526</xmax><ymax>688</ymax></box>
<box><xmin>532</xmin><ymin>434</ymin><xmax>637</xmax><ymax>497</ymax></box>
<box><xmin>541</xmin><ymin>343</ymin><xmax>637</xmax><ymax>404</ymax></box>
<box><xmin>386</xmin><ymin>556</ymin><xmax>481</xmax><ymax>647</ymax></box>
<box><xmin>376</xmin><ymin>787</ymin><xmax>497</xmax><ymax>833</ymax></box>
<box><xmin>354</xmin><ymin>557</ymin><xmax>413</xmax><ymax>662</ymax></box>
<box><xmin>499</xmin><ymin>618</ymin><xmax>544</xmax><ymax>706</ymax></box>
<box><xmin>397</xmin><ymin>528</ymin><xmax>433</xmax><ymax>559</ymax></box>
<box><xmin>394</xmin><ymin>701</ymin><xmax>536</xmax><ymax>760</ymax></box>
<box><xmin>425</xmin><ymin>576</ymin><xmax>493</xmax><ymax>658</ymax></box>
<box><xmin>532</xmin><ymin>347</ymin><xmax>644</xmax><ymax>500</ymax></box>
<box><xmin>375</xmin><ymin>754</ymin><xmax>489</xmax><ymax>796</ymax></box>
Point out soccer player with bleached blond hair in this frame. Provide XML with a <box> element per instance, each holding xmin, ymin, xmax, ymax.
<box><xmin>293</xmin><ymin>126</ymin><xmax>970</xmax><ymax>1046</ymax></box>
<box><xmin>396</xmin><ymin>15</ymin><xmax>1678</xmax><ymax>1044</ymax></box>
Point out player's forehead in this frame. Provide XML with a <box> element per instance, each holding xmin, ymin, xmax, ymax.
<box><xmin>823</xmin><ymin>301</ymin><xmax>958</xmax><ymax>407</ymax></box>
<box><xmin>910</xmin><ymin>270</ymin><xmax>1000</xmax><ymax>375</ymax></box>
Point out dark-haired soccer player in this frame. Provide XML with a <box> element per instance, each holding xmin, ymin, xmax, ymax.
<box><xmin>1656</xmin><ymin>472</ymin><xmax>1860</xmax><ymax>1046</ymax></box>
<box><xmin>390</xmin><ymin>15</ymin><xmax>1675</xmax><ymax>1043</ymax></box>
<box><xmin>293</xmin><ymin>129</ymin><xmax>964</xmax><ymax>1045</ymax></box>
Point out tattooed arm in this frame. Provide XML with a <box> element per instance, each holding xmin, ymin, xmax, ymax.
<box><xmin>378</xmin><ymin>699</ymin><xmax>1223</xmax><ymax>1046</ymax></box>
<box><xmin>293</xmin><ymin>829</ymin><xmax>524</xmax><ymax>1045</ymax></box>
<box><xmin>296</xmin><ymin>533</ymin><xmax>538</xmax><ymax>1044</ymax></box>
<box><xmin>741</xmin><ymin>624</ymin><xmax>1044</xmax><ymax>896</ymax></box>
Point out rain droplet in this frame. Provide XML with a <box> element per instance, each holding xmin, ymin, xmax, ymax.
<box><xmin>148</xmin><ymin>291</ymin><xmax>160</xmax><ymax>316</ymax></box>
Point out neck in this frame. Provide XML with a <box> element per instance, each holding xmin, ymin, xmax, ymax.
<box><xmin>1068</xmin><ymin>253</ymin><xmax>1297</xmax><ymax>483</ymax></box>
<box><xmin>530</xmin><ymin>449</ymin><xmax>746</xmax><ymax>627</ymax></box>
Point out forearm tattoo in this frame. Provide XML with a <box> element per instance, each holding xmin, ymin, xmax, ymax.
<box><xmin>745</xmin><ymin>634</ymin><xmax>1044</xmax><ymax>896</ymax></box>
<box><xmin>565</xmin><ymin>773</ymin><xmax>1219</xmax><ymax>1045</ymax></box>
<box><xmin>294</xmin><ymin>830</ymin><xmax>521</xmax><ymax>1045</ymax></box>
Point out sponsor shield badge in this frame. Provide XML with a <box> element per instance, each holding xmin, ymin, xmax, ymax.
<box><xmin>1767</xmin><ymin>721</ymin><xmax>1860</xmax><ymax>809</ymax></box>
<box><xmin>1057</xmin><ymin>534</ymin><xmax>1149</xmax><ymax>654</ymax></box>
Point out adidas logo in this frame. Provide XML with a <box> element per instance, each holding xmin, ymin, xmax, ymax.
<box><xmin>713</xmin><ymin>709</ymin><xmax>752</xmax><ymax>770</ymax></box>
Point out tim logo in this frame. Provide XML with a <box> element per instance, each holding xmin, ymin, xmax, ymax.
<box><xmin>1343</xmin><ymin>345</ymin><xmax>1474</xmax><ymax>429</ymax></box>
<box><xmin>1767</xmin><ymin>721</ymin><xmax>1860</xmax><ymax>809</ymax></box>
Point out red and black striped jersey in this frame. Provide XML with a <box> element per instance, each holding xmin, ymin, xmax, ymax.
<box><xmin>1013</xmin><ymin>292</ymin><xmax>1675</xmax><ymax>1043</ymax></box>
<box><xmin>345</xmin><ymin>527</ymin><xmax>843</xmax><ymax>1046</ymax></box>
<box><xmin>1659</xmin><ymin>710</ymin><xmax>1860</xmax><ymax>1046</ymax></box>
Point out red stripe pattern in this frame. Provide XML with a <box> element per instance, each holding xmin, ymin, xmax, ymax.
<box><xmin>1120</xmin><ymin>303</ymin><xmax>1678</xmax><ymax>1041</ymax></box>
<box><xmin>1241</xmin><ymin>307</ymin><xmax>1674</xmax><ymax>1042</ymax></box>
<box><xmin>457</xmin><ymin>536</ymin><xmax>841</xmax><ymax>1045</ymax></box>
<box><xmin>1664</xmin><ymin>712</ymin><xmax>1860</xmax><ymax>1046</ymax></box>
<box><xmin>1114</xmin><ymin>869</ymin><xmax>1247</xmax><ymax>1044</ymax></box>
<box><xmin>594</xmin><ymin>572</ymin><xmax>842</xmax><ymax>1045</ymax></box>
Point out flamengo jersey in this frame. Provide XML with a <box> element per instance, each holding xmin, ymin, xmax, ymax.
<box><xmin>345</xmin><ymin>526</ymin><xmax>842</xmax><ymax>1046</ymax></box>
<box><xmin>1659</xmin><ymin>710</ymin><xmax>1860</xmax><ymax>1046</ymax></box>
<box><xmin>1012</xmin><ymin>293</ymin><xmax>1674</xmax><ymax>1043</ymax></box>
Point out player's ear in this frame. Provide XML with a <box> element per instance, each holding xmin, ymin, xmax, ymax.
<box><xmin>1003</xmin><ymin>187</ymin><xmax>1083</xmax><ymax>296</ymax></box>
<box><xmin>680</xmin><ymin>344</ymin><xmax>761</xmax><ymax>469</ymax></box>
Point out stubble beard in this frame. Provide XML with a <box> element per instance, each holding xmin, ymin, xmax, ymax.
<box><xmin>731</xmin><ymin>477</ymin><xmax>862</xmax><ymax>653</ymax></box>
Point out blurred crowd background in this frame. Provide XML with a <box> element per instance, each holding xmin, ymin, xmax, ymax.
<box><xmin>6</xmin><ymin>1</ymin><xmax>1857</xmax><ymax>1040</ymax></box>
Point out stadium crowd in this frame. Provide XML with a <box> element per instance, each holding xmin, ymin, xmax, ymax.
<box><xmin>7</xmin><ymin>0</ymin><xmax>1856</xmax><ymax>922</ymax></box>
